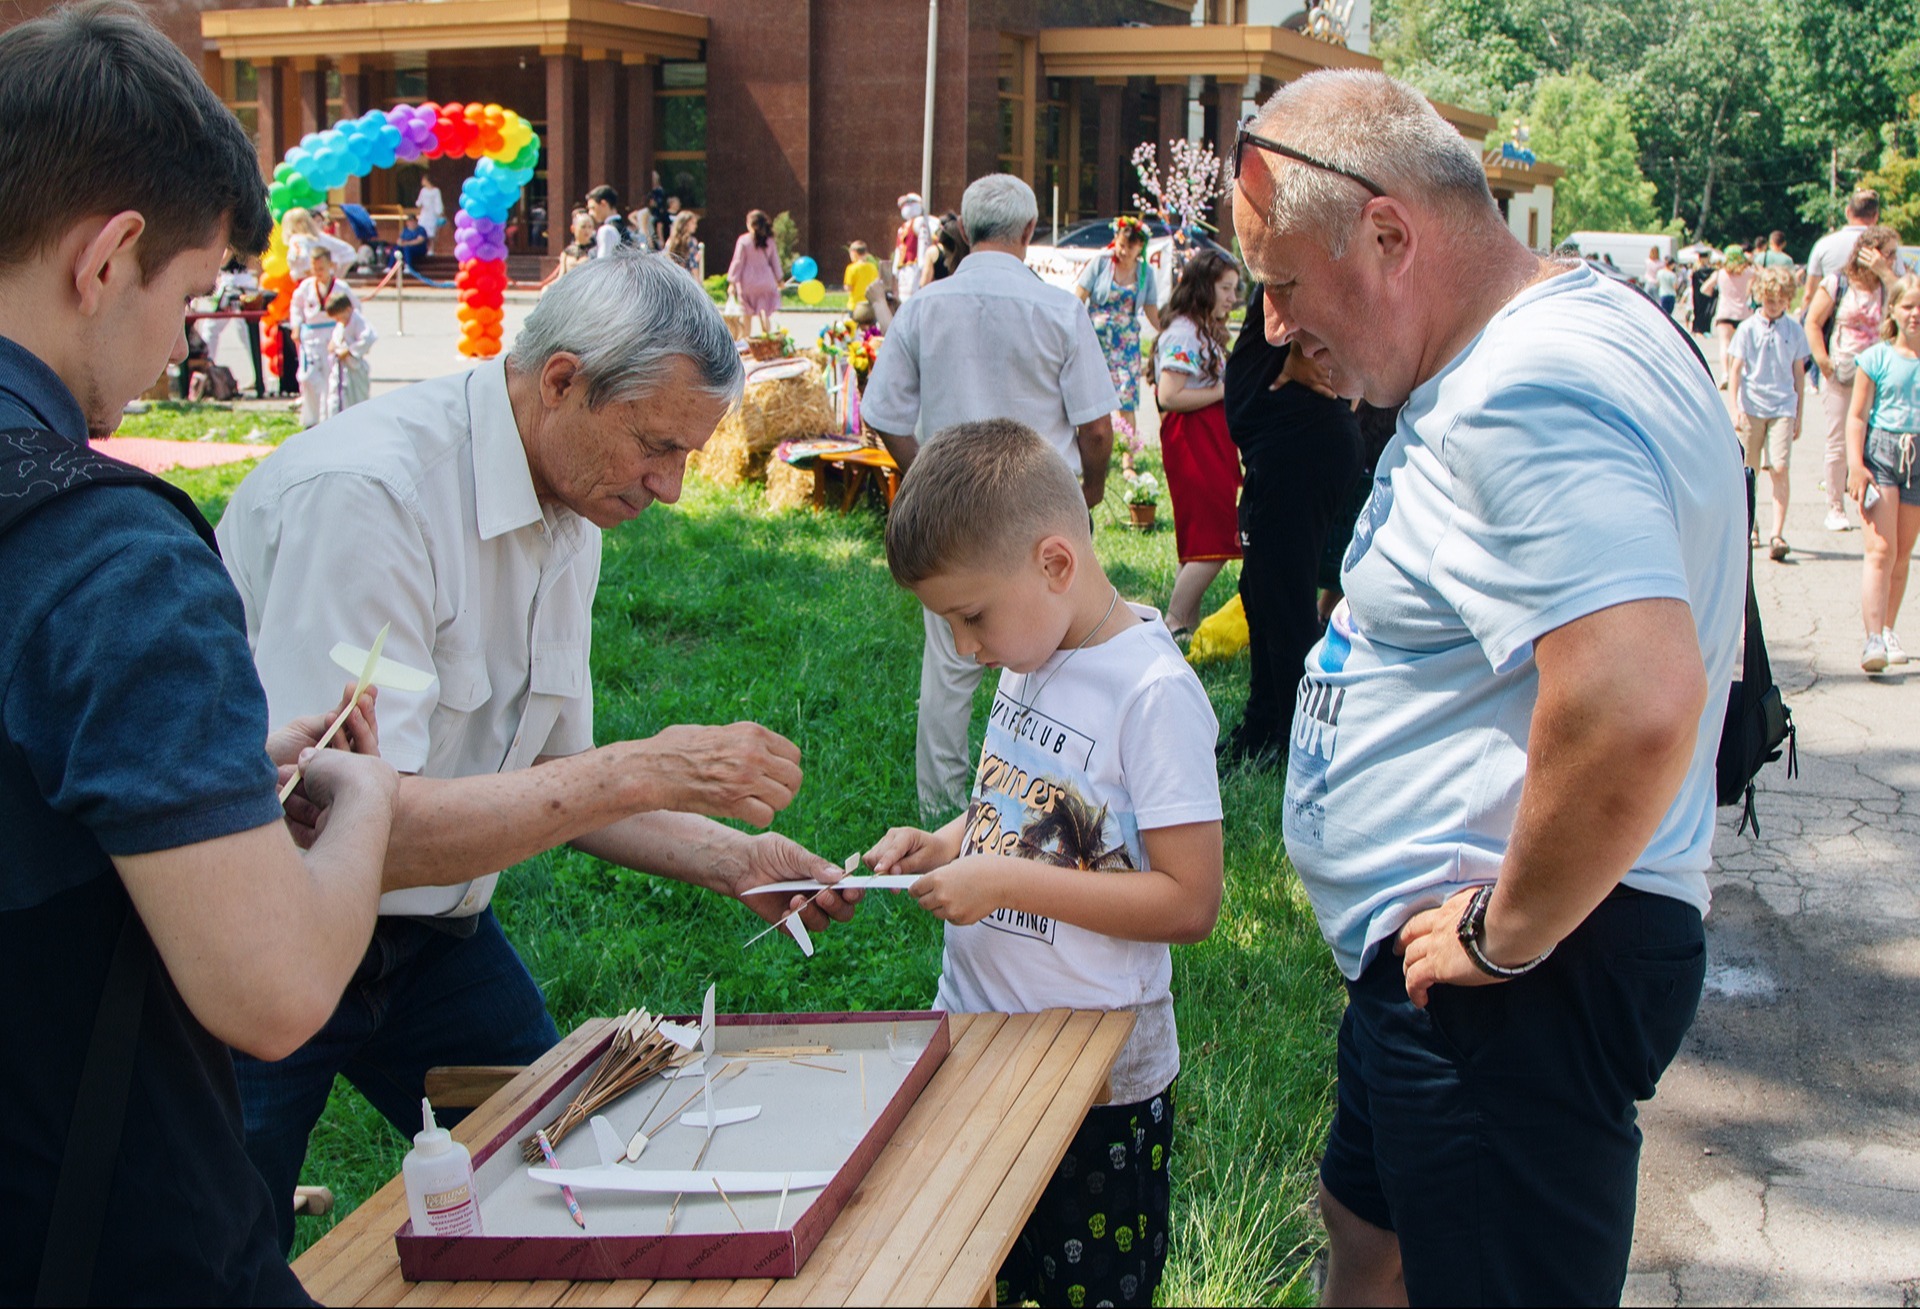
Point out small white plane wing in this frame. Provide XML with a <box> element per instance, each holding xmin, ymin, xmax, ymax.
<box><xmin>527</xmin><ymin>1167</ymin><xmax>835</xmax><ymax>1195</ymax></box>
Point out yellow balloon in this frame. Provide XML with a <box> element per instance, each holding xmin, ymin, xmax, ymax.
<box><xmin>797</xmin><ymin>278</ymin><xmax>826</xmax><ymax>305</ymax></box>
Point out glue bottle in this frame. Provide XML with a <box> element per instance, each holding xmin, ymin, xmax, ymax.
<box><xmin>402</xmin><ymin>1096</ymin><xmax>483</xmax><ymax>1236</ymax></box>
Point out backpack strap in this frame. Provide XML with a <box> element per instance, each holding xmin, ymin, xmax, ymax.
<box><xmin>34</xmin><ymin>906</ymin><xmax>152</xmax><ymax>1306</ymax></box>
<box><xmin>0</xmin><ymin>427</ymin><xmax>219</xmax><ymax>551</ymax></box>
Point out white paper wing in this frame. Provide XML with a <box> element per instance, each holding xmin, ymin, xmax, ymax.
<box><xmin>528</xmin><ymin>1167</ymin><xmax>836</xmax><ymax>1194</ymax></box>
<box><xmin>740</xmin><ymin>874</ymin><xmax>921</xmax><ymax>896</ymax></box>
<box><xmin>330</xmin><ymin>641</ymin><xmax>436</xmax><ymax>692</ymax></box>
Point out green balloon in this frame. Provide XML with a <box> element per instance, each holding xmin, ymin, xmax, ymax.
<box><xmin>273</xmin><ymin>162</ymin><xmax>295</xmax><ymax>184</ymax></box>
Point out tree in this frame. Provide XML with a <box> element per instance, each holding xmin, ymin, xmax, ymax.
<box><xmin>1860</xmin><ymin>149</ymin><xmax>1920</xmax><ymax>238</ymax></box>
<box><xmin>1511</xmin><ymin>73</ymin><xmax>1662</xmax><ymax>243</ymax></box>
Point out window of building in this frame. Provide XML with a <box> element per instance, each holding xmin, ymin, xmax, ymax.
<box><xmin>324</xmin><ymin>67</ymin><xmax>345</xmax><ymax>130</ymax></box>
<box><xmin>392</xmin><ymin>53</ymin><xmax>430</xmax><ymax>103</ymax></box>
<box><xmin>656</xmin><ymin>61</ymin><xmax>706</xmax><ymax>209</ymax></box>
<box><xmin>222</xmin><ymin>57</ymin><xmax>259</xmax><ymax>149</ymax></box>
<box><xmin>997</xmin><ymin>34</ymin><xmax>1034</xmax><ymax>182</ymax></box>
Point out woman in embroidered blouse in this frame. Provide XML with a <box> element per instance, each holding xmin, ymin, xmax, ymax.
<box><xmin>1075</xmin><ymin>217</ymin><xmax>1162</xmax><ymax>472</ymax></box>
<box><xmin>664</xmin><ymin>210</ymin><xmax>703</xmax><ymax>278</ymax></box>
<box><xmin>727</xmin><ymin>209</ymin><xmax>784</xmax><ymax>337</ymax></box>
<box><xmin>1155</xmin><ymin>249</ymin><xmax>1242</xmax><ymax>643</ymax></box>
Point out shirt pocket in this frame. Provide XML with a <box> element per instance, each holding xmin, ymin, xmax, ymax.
<box><xmin>432</xmin><ymin>645</ymin><xmax>491</xmax><ymax>712</ymax></box>
<box><xmin>529</xmin><ymin>640</ymin><xmax>585</xmax><ymax>700</ymax></box>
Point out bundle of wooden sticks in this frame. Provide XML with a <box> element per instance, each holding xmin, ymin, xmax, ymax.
<box><xmin>521</xmin><ymin>1008</ymin><xmax>691</xmax><ymax>1161</ymax></box>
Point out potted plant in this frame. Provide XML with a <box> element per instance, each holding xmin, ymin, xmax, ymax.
<box><xmin>1124</xmin><ymin>471</ymin><xmax>1159</xmax><ymax>529</ymax></box>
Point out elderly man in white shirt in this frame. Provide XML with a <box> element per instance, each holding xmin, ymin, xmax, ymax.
<box><xmin>862</xmin><ymin>174</ymin><xmax>1118</xmax><ymax>812</ymax></box>
<box><xmin>217</xmin><ymin>254</ymin><xmax>856</xmax><ymax>1252</ymax></box>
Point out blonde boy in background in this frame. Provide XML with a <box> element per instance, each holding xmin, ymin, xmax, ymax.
<box><xmin>843</xmin><ymin>240</ymin><xmax>880</xmax><ymax>304</ymax></box>
<box><xmin>865</xmin><ymin>420</ymin><xmax>1224</xmax><ymax>1309</ymax></box>
<box><xmin>1729</xmin><ymin>266</ymin><xmax>1812</xmax><ymax>561</ymax></box>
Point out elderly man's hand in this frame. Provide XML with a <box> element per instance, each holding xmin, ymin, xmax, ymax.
<box><xmin>723</xmin><ymin>832</ymin><xmax>864</xmax><ymax>931</ymax></box>
<box><xmin>1394</xmin><ymin>887</ymin><xmax>1508</xmax><ymax>1008</ymax></box>
<box><xmin>629</xmin><ymin>723</ymin><xmax>805</xmax><ymax>826</ymax></box>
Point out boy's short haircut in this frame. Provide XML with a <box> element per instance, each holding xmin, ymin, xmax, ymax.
<box><xmin>325</xmin><ymin>291</ymin><xmax>355</xmax><ymax>314</ymax></box>
<box><xmin>0</xmin><ymin>0</ymin><xmax>272</xmax><ymax>280</ymax></box>
<box><xmin>1751</xmin><ymin>267</ymin><xmax>1794</xmax><ymax>301</ymax></box>
<box><xmin>886</xmin><ymin>420</ymin><xmax>1089</xmax><ymax>585</ymax></box>
<box><xmin>849</xmin><ymin>240</ymin><xmax>869</xmax><ymax>256</ymax></box>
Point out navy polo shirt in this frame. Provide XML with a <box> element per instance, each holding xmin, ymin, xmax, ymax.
<box><xmin>0</xmin><ymin>336</ymin><xmax>306</xmax><ymax>1303</ymax></box>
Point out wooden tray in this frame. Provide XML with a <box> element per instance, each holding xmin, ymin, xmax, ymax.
<box><xmin>394</xmin><ymin>1011</ymin><xmax>950</xmax><ymax>1282</ymax></box>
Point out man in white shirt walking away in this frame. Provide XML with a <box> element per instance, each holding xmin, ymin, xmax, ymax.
<box><xmin>862</xmin><ymin>174</ymin><xmax>1118</xmax><ymax>812</ymax></box>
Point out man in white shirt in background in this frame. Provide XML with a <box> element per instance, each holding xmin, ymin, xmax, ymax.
<box><xmin>862</xmin><ymin>173</ymin><xmax>1118</xmax><ymax>812</ymax></box>
<box><xmin>217</xmin><ymin>254</ymin><xmax>858</xmax><ymax>1252</ymax></box>
<box><xmin>1806</xmin><ymin>189</ymin><xmax>1902</xmax><ymax>291</ymax></box>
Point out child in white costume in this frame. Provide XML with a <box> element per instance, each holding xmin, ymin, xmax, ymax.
<box><xmin>322</xmin><ymin>292</ymin><xmax>376</xmax><ymax>421</ymax></box>
<box><xmin>289</xmin><ymin>247</ymin><xmax>359</xmax><ymax>427</ymax></box>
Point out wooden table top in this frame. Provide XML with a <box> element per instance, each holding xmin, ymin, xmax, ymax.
<box><xmin>291</xmin><ymin>1009</ymin><xmax>1133</xmax><ymax>1308</ymax></box>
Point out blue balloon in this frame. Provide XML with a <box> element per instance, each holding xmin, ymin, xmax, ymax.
<box><xmin>792</xmin><ymin>256</ymin><xmax>818</xmax><ymax>281</ymax></box>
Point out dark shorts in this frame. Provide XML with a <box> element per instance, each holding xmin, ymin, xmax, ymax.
<box><xmin>1867</xmin><ymin>428</ymin><xmax>1920</xmax><ymax>506</ymax></box>
<box><xmin>997</xmin><ymin>1084</ymin><xmax>1176</xmax><ymax>1309</ymax></box>
<box><xmin>1320</xmin><ymin>887</ymin><xmax>1704</xmax><ymax>1307</ymax></box>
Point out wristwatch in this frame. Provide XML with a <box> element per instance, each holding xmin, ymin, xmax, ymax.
<box><xmin>1456</xmin><ymin>883</ymin><xmax>1553</xmax><ymax>979</ymax></box>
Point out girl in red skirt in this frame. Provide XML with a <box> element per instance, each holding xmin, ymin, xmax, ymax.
<box><xmin>1155</xmin><ymin>249</ymin><xmax>1243</xmax><ymax>640</ymax></box>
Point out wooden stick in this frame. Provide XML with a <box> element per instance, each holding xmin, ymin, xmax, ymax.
<box><xmin>712</xmin><ymin>1178</ymin><xmax>746</xmax><ymax>1231</ymax></box>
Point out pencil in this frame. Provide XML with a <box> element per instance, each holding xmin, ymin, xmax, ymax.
<box><xmin>533</xmin><ymin>1128</ymin><xmax>587</xmax><ymax>1230</ymax></box>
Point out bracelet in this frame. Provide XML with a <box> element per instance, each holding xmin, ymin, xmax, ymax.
<box><xmin>1455</xmin><ymin>883</ymin><xmax>1554</xmax><ymax>979</ymax></box>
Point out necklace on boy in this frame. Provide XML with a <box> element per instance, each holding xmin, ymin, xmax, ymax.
<box><xmin>1010</xmin><ymin>586</ymin><xmax>1122</xmax><ymax>732</ymax></box>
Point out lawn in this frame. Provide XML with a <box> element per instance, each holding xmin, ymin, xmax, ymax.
<box><xmin>162</xmin><ymin>436</ymin><xmax>1342</xmax><ymax>1305</ymax></box>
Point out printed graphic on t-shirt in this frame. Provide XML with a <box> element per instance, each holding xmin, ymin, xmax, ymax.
<box><xmin>1286</xmin><ymin>604</ymin><xmax>1353</xmax><ymax>849</ymax></box>
<box><xmin>963</xmin><ymin>686</ymin><xmax>1141</xmax><ymax>943</ymax></box>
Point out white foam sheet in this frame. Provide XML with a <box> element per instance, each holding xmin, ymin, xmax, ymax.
<box><xmin>478</xmin><ymin>1017</ymin><xmax>939</xmax><ymax>1239</ymax></box>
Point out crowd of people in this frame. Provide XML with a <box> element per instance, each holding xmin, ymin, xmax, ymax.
<box><xmin>5</xmin><ymin>3</ymin><xmax>1913</xmax><ymax>1307</ymax></box>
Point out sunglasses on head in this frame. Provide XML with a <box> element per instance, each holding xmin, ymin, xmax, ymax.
<box><xmin>1232</xmin><ymin>124</ymin><xmax>1387</xmax><ymax>199</ymax></box>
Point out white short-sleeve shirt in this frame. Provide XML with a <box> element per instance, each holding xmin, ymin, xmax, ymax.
<box><xmin>860</xmin><ymin>250</ymin><xmax>1117</xmax><ymax>475</ymax></box>
<box><xmin>217</xmin><ymin>360</ymin><xmax>601</xmax><ymax>919</ymax></box>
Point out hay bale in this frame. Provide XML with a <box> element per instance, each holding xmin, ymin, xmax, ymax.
<box><xmin>690</xmin><ymin>362</ymin><xmax>834</xmax><ymax>486</ymax></box>
<box><xmin>763</xmin><ymin>458</ymin><xmax>819</xmax><ymax>511</ymax></box>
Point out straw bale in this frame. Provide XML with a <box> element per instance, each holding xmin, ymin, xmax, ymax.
<box><xmin>763</xmin><ymin>458</ymin><xmax>819</xmax><ymax>512</ymax></box>
<box><xmin>690</xmin><ymin>368</ymin><xmax>834</xmax><ymax>486</ymax></box>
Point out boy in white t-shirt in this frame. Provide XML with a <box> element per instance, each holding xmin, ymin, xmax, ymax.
<box><xmin>865</xmin><ymin>419</ymin><xmax>1224</xmax><ymax>1309</ymax></box>
<box><xmin>1729</xmin><ymin>266</ymin><xmax>1811</xmax><ymax>561</ymax></box>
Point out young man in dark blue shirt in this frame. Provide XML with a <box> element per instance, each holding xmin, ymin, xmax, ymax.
<box><xmin>0</xmin><ymin>4</ymin><xmax>398</xmax><ymax>1301</ymax></box>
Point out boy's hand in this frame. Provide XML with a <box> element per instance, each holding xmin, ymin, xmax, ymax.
<box><xmin>909</xmin><ymin>856</ymin><xmax>1009</xmax><ymax>926</ymax></box>
<box><xmin>865</xmin><ymin>825</ymin><xmax>959</xmax><ymax>876</ymax></box>
<box><xmin>1734</xmin><ymin>409</ymin><xmax>1749</xmax><ymax>434</ymax></box>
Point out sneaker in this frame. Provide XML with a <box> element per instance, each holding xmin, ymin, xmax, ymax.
<box><xmin>1886</xmin><ymin>629</ymin><xmax>1909</xmax><ymax>665</ymax></box>
<box><xmin>1863</xmin><ymin>634</ymin><xmax>1890</xmax><ymax>673</ymax></box>
<box><xmin>1825</xmin><ymin>510</ymin><xmax>1854</xmax><ymax>532</ymax></box>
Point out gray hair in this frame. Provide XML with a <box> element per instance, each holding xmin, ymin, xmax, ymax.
<box><xmin>507</xmin><ymin>250</ymin><xmax>744</xmax><ymax>409</ymax></box>
<box><xmin>961</xmin><ymin>173</ymin><xmax>1038</xmax><ymax>246</ymax></box>
<box><xmin>1250</xmin><ymin>70</ymin><xmax>1494</xmax><ymax>258</ymax></box>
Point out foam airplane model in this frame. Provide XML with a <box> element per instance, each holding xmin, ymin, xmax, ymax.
<box><xmin>524</xmin><ymin>1114</ymin><xmax>834</xmax><ymax>1197</ymax></box>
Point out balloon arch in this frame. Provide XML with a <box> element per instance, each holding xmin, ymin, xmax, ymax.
<box><xmin>259</xmin><ymin>101</ymin><xmax>542</xmax><ymax>361</ymax></box>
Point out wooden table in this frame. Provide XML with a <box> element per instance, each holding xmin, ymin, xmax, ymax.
<box><xmin>812</xmin><ymin>447</ymin><xmax>900</xmax><ymax>513</ymax></box>
<box><xmin>292</xmin><ymin>1009</ymin><xmax>1132</xmax><ymax>1307</ymax></box>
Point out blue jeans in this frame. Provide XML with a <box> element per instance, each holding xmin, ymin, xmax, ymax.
<box><xmin>233</xmin><ymin>910</ymin><xmax>559</xmax><ymax>1253</ymax></box>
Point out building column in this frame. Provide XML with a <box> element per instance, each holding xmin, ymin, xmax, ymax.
<box><xmin>1155</xmin><ymin>77</ymin><xmax>1188</xmax><ymax>177</ymax></box>
<box><xmin>1204</xmin><ymin>75</ymin><xmax>1235</xmax><ymax>242</ymax></box>
<box><xmin>545</xmin><ymin>47</ymin><xmax>581</xmax><ymax>255</ymax></box>
<box><xmin>338</xmin><ymin>56</ymin><xmax>367</xmax><ymax>202</ymax></box>
<box><xmin>585</xmin><ymin>53</ymin><xmax>618</xmax><ymax>196</ymax></box>
<box><xmin>295</xmin><ymin>57</ymin><xmax>324</xmax><ymax>139</ymax></box>
<box><xmin>1096</xmin><ymin>78</ymin><xmax>1124</xmax><ymax>217</ymax></box>
<box><xmin>624</xmin><ymin>58</ymin><xmax>657</xmax><ymax>219</ymax></box>
<box><xmin>255</xmin><ymin>57</ymin><xmax>285</xmax><ymax>178</ymax></box>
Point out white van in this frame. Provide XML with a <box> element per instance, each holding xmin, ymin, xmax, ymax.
<box><xmin>1566</xmin><ymin>231</ymin><xmax>1674</xmax><ymax>279</ymax></box>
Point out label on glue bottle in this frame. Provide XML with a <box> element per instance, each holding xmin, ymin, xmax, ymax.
<box><xmin>402</xmin><ymin>1096</ymin><xmax>483</xmax><ymax>1236</ymax></box>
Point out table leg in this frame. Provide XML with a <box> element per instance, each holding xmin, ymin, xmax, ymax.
<box><xmin>246</xmin><ymin>320</ymin><xmax>265</xmax><ymax>398</ymax></box>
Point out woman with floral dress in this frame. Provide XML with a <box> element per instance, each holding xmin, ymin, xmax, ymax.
<box><xmin>1075</xmin><ymin>217</ymin><xmax>1161</xmax><ymax>469</ymax></box>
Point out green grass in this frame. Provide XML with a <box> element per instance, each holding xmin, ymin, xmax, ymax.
<box><xmin>118</xmin><ymin>400</ymin><xmax>301</xmax><ymax>446</ymax></box>
<box><xmin>163</xmin><ymin>437</ymin><xmax>1341</xmax><ymax>1306</ymax></box>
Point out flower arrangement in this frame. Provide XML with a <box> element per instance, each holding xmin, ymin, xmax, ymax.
<box><xmin>1124</xmin><ymin>470</ymin><xmax>1160</xmax><ymax>507</ymax></box>
<box><xmin>1132</xmin><ymin>139</ymin><xmax>1228</xmax><ymax>270</ymax></box>
<box><xmin>847</xmin><ymin>334</ymin><xmax>881</xmax><ymax>377</ymax></box>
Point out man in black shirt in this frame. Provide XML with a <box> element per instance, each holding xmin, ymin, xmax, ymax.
<box><xmin>0</xmin><ymin>4</ymin><xmax>398</xmax><ymax>1301</ymax></box>
<box><xmin>1220</xmin><ymin>287</ymin><xmax>1364</xmax><ymax>765</ymax></box>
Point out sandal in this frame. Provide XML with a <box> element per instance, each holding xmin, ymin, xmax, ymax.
<box><xmin>1769</xmin><ymin>535</ymin><xmax>1791</xmax><ymax>562</ymax></box>
<box><xmin>1169</xmin><ymin>625</ymin><xmax>1194</xmax><ymax>650</ymax></box>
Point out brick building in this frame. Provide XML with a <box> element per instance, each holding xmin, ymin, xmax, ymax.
<box><xmin>4</xmin><ymin>0</ymin><xmax>1559</xmax><ymax>265</ymax></box>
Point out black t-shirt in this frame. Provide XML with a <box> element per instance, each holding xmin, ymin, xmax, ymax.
<box><xmin>0</xmin><ymin>336</ymin><xmax>306</xmax><ymax>1304</ymax></box>
<box><xmin>1224</xmin><ymin>285</ymin><xmax>1362</xmax><ymax>462</ymax></box>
